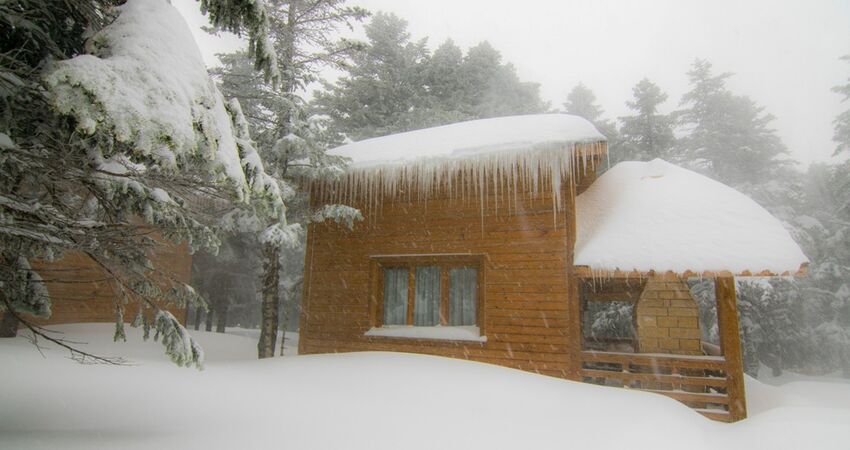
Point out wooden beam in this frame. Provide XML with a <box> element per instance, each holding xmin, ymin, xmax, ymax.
<box><xmin>298</xmin><ymin>222</ymin><xmax>316</xmax><ymax>355</ymax></box>
<box><xmin>371</xmin><ymin>260</ymin><xmax>383</xmax><ymax>328</ymax></box>
<box><xmin>566</xmin><ymin>183</ymin><xmax>582</xmax><ymax>381</ymax></box>
<box><xmin>477</xmin><ymin>259</ymin><xmax>487</xmax><ymax>336</ymax></box>
<box><xmin>440</xmin><ymin>267</ymin><xmax>449</xmax><ymax>325</ymax></box>
<box><xmin>580</xmin><ymin>351</ymin><xmax>727</xmax><ymax>370</ymax></box>
<box><xmin>574</xmin><ymin>266</ymin><xmax>808</xmax><ymax>279</ymax></box>
<box><xmin>715</xmin><ymin>275</ymin><xmax>747</xmax><ymax>422</ymax></box>
<box><xmin>407</xmin><ymin>267</ymin><xmax>415</xmax><ymax>326</ymax></box>
<box><xmin>580</xmin><ymin>369</ymin><xmax>729</xmax><ymax>388</ymax></box>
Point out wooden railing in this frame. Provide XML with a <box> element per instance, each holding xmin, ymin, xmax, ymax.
<box><xmin>580</xmin><ymin>351</ymin><xmax>734</xmax><ymax>422</ymax></box>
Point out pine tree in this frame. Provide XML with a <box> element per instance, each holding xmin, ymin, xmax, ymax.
<box><xmin>200</xmin><ymin>0</ymin><xmax>281</xmax><ymax>84</ymax></box>
<box><xmin>803</xmin><ymin>163</ymin><xmax>850</xmax><ymax>377</ymax></box>
<box><xmin>676</xmin><ymin>59</ymin><xmax>787</xmax><ymax>185</ymax></box>
<box><xmin>0</xmin><ymin>0</ymin><xmax>284</xmax><ymax>367</ymax></box>
<box><xmin>737</xmin><ymin>279</ymin><xmax>808</xmax><ymax>377</ymax></box>
<box><xmin>211</xmin><ymin>0</ymin><xmax>366</xmax><ymax>358</ymax></box>
<box><xmin>459</xmin><ymin>42</ymin><xmax>547</xmax><ymax>119</ymax></box>
<box><xmin>564</xmin><ymin>83</ymin><xmax>604</xmax><ymax>123</ymax></box>
<box><xmin>832</xmin><ymin>55</ymin><xmax>850</xmax><ymax>156</ymax></box>
<box><xmin>423</xmin><ymin>40</ymin><xmax>466</xmax><ymax>114</ymax></box>
<box><xmin>617</xmin><ymin>78</ymin><xmax>676</xmax><ymax>163</ymax></box>
<box><xmin>563</xmin><ymin>83</ymin><xmax>620</xmax><ymax>162</ymax></box>
<box><xmin>313</xmin><ymin>12</ymin><xmax>428</xmax><ymax>141</ymax></box>
<box><xmin>315</xmin><ymin>14</ymin><xmax>547</xmax><ymax>140</ymax></box>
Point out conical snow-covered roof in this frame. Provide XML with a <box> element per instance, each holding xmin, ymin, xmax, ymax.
<box><xmin>574</xmin><ymin>159</ymin><xmax>808</xmax><ymax>276</ymax></box>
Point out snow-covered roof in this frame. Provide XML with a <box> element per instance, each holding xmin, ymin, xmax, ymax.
<box><xmin>329</xmin><ymin>114</ymin><xmax>605</xmax><ymax>167</ymax></box>
<box><xmin>575</xmin><ymin>159</ymin><xmax>808</xmax><ymax>276</ymax></box>
<box><xmin>321</xmin><ymin>114</ymin><xmax>607</xmax><ymax>212</ymax></box>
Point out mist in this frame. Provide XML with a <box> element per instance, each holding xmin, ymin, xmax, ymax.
<box><xmin>176</xmin><ymin>0</ymin><xmax>850</xmax><ymax>165</ymax></box>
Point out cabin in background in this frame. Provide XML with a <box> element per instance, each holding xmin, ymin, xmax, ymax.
<box><xmin>298</xmin><ymin>114</ymin><xmax>808</xmax><ymax>422</ymax></box>
<box><xmin>27</xmin><ymin>238</ymin><xmax>191</xmax><ymax>326</ymax></box>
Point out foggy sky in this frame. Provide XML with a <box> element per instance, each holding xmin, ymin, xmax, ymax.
<box><xmin>174</xmin><ymin>0</ymin><xmax>850</xmax><ymax>165</ymax></box>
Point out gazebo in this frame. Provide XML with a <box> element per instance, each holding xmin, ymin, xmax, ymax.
<box><xmin>572</xmin><ymin>158</ymin><xmax>807</xmax><ymax>421</ymax></box>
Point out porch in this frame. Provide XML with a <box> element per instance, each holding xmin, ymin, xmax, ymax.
<box><xmin>572</xmin><ymin>273</ymin><xmax>747</xmax><ymax>422</ymax></box>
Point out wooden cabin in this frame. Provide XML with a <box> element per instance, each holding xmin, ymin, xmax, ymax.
<box><xmin>298</xmin><ymin>114</ymin><xmax>808</xmax><ymax>422</ymax></box>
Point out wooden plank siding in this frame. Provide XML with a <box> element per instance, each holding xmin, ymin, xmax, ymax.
<box><xmin>28</xmin><ymin>237</ymin><xmax>192</xmax><ymax>326</ymax></box>
<box><xmin>299</xmin><ymin>175</ymin><xmax>582</xmax><ymax>378</ymax></box>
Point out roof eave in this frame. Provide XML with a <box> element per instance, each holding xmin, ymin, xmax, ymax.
<box><xmin>573</xmin><ymin>263</ymin><xmax>809</xmax><ymax>279</ymax></box>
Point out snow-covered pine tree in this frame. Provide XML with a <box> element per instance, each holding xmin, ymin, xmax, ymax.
<box><xmin>210</xmin><ymin>0</ymin><xmax>367</xmax><ymax>358</ymax></box>
<box><xmin>616</xmin><ymin>78</ymin><xmax>676</xmax><ymax>164</ymax></box>
<box><xmin>832</xmin><ymin>54</ymin><xmax>850</xmax><ymax>156</ymax></box>
<box><xmin>314</xmin><ymin>14</ymin><xmax>547</xmax><ymax>141</ymax></box>
<box><xmin>736</xmin><ymin>278</ymin><xmax>809</xmax><ymax>377</ymax></box>
<box><xmin>827</xmin><ymin>56</ymin><xmax>850</xmax><ymax>375</ymax></box>
<box><xmin>675</xmin><ymin>59</ymin><xmax>788</xmax><ymax>185</ymax></box>
<box><xmin>686</xmin><ymin>55</ymin><xmax>850</xmax><ymax>378</ymax></box>
<box><xmin>313</xmin><ymin>12</ymin><xmax>429</xmax><ymax>141</ymax></box>
<box><xmin>199</xmin><ymin>0</ymin><xmax>280</xmax><ymax>85</ymax></box>
<box><xmin>563</xmin><ymin>83</ymin><xmax>605</xmax><ymax>123</ymax></box>
<box><xmin>457</xmin><ymin>41</ymin><xmax>548</xmax><ymax>119</ymax></box>
<box><xmin>562</xmin><ymin>83</ymin><xmax>620</xmax><ymax>165</ymax></box>
<box><xmin>421</xmin><ymin>39</ymin><xmax>468</xmax><ymax>124</ymax></box>
<box><xmin>0</xmin><ymin>0</ymin><xmax>285</xmax><ymax>367</ymax></box>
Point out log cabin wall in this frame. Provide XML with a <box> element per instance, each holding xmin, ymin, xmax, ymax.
<box><xmin>29</xmin><ymin>238</ymin><xmax>192</xmax><ymax>325</ymax></box>
<box><xmin>299</xmin><ymin>175</ymin><xmax>585</xmax><ymax>378</ymax></box>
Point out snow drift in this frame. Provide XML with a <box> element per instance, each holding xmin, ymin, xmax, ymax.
<box><xmin>1</xmin><ymin>324</ymin><xmax>848</xmax><ymax>450</ymax></box>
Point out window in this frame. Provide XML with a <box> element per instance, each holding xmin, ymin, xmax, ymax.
<box><xmin>369</xmin><ymin>254</ymin><xmax>485</xmax><ymax>341</ymax></box>
<box><xmin>579</xmin><ymin>278</ymin><xmax>645</xmax><ymax>352</ymax></box>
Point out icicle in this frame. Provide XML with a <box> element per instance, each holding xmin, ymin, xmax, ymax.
<box><xmin>478</xmin><ymin>163</ymin><xmax>485</xmax><ymax>235</ymax></box>
<box><xmin>320</xmin><ymin>139</ymin><xmax>608</xmax><ymax>232</ymax></box>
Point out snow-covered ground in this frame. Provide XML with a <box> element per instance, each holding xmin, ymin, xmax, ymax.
<box><xmin>1</xmin><ymin>324</ymin><xmax>848</xmax><ymax>450</ymax></box>
<box><xmin>223</xmin><ymin>326</ymin><xmax>300</xmax><ymax>356</ymax></box>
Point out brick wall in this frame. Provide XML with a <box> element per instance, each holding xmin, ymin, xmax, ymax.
<box><xmin>635</xmin><ymin>275</ymin><xmax>702</xmax><ymax>355</ymax></box>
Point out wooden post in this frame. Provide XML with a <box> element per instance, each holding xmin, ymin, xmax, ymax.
<box><xmin>298</xmin><ymin>221</ymin><xmax>316</xmax><ymax>355</ymax></box>
<box><xmin>406</xmin><ymin>267</ymin><xmax>415</xmax><ymax>326</ymax></box>
<box><xmin>440</xmin><ymin>267</ymin><xmax>449</xmax><ymax>325</ymax></box>
<box><xmin>715</xmin><ymin>275</ymin><xmax>747</xmax><ymax>421</ymax></box>
<box><xmin>565</xmin><ymin>181</ymin><xmax>582</xmax><ymax>381</ymax></box>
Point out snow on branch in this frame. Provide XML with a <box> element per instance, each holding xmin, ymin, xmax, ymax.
<box><xmin>260</xmin><ymin>223</ymin><xmax>303</xmax><ymax>248</ymax></box>
<box><xmin>310</xmin><ymin>204</ymin><xmax>363</xmax><ymax>230</ymax></box>
<box><xmin>43</xmin><ymin>0</ymin><xmax>258</xmax><ymax>203</ymax></box>
<box><xmin>199</xmin><ymin>0</ymin><xmax>280</xmax><ymax>85</ymax></box>
<box><xmin>153</xmin><ymin>310</ymin><xmax>204</xmax><ymax>369</ymax></box>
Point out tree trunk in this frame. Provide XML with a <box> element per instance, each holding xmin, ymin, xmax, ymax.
<box><xmin>0</xmin><ymin>310</ymin><xmax>19</xmax><ymax>338</ymax></box>
<box><xmin>279</xmin><ymin>288</ymin><xmax>289</xmax><ymax>356</ymax></box>
<box><xmin>193</xmin><ymin>306</ymin><xmax>203</xmax><ymax>330</ymax></box>
<box><xmin>258</xmin><ymin>244</ymin><xmax>280</xmax><ymax>358</ymax></box>
<box><xmin>205</xmin><ymin>308</ymin><xmax>214</xmax><ymax>332</ymax></box>
<box><xmin>215</xmin><ymin>303</ymin><xmax>228</xmax><ymax>333</ymax></box>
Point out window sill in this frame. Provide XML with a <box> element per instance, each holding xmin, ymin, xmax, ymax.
<box><xmin>364</xmin><ymin>326</ymin><xmax>487</xmax><ymax>343</ymax></box>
